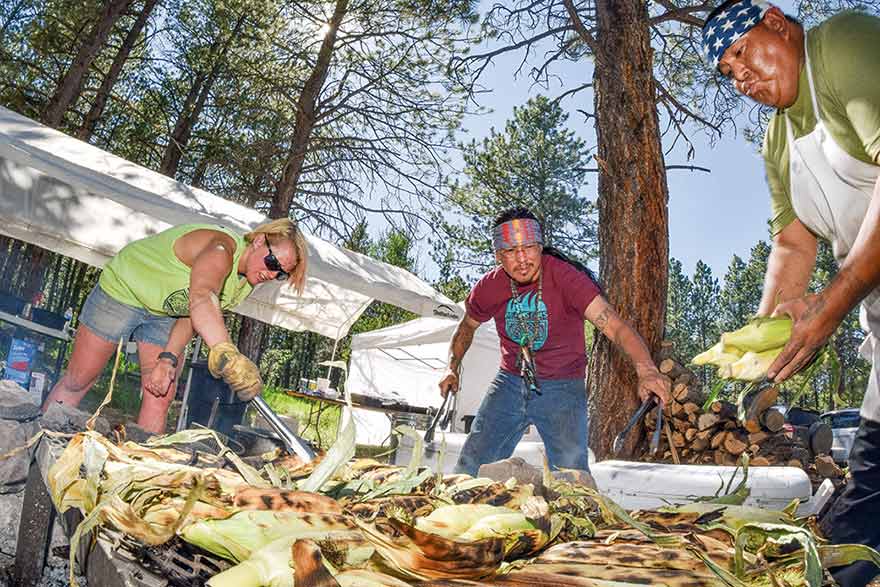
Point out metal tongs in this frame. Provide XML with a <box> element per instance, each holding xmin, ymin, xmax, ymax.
<box><xmin>251</xmin><ymin>396</ymin><xmax>317</xmax><ymax>462</ymax></box>
<box><xmin>424</xmin><ymin>390</ymin><xmax>457</xmax><ymax>445</ymax></box>
<box><xmin>612</xmin><ymin>396</ymin><xmax>657</xmax><ymax>456</ymax></box>
<box><xmin>520</xmin><ymin>345</ymin><xmax>541</xmax><ymax>395</ymax></box>
<box><xmin>650</xmin><ymin>403</ymin><xmax>663</xmax><ymax>456</ymax></box>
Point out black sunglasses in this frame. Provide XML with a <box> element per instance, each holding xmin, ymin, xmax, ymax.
<box><xmin>264</xmin><ymin>241</ymin><xmax>290</xmax><ymax>282</ymax></box>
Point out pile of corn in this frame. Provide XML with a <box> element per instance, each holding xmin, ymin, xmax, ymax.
<box><xmin>46</xmin><ymin>427</ymin><xmax>880</xmax><ymax>587</ymax></box>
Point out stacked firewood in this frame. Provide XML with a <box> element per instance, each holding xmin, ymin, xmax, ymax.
<box><xmin>642</xmin><ymin>342</ymin><xmax>845</xmax><ymax>489</ymax></box>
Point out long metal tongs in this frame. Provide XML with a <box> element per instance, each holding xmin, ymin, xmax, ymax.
<box><xmin>650</xmin><ymin>403</ymin><xmax>663</xmax><ymax>455</ymax></box>
<box><xmin>424</xmin><ymin>391</ymin><xmax>456</xmax><ymax>445</ymax></box>
<box><xmin>251</xmin><ymin>396</ymin><xmax>317</xmax><ymax>462</ymax></box>
<box><xmin>612</xmin><ymin>396</ymin><xmax>657</xmax><ymax>457</ymax></box>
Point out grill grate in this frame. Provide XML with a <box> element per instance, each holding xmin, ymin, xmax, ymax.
<box><xmin>105</xmin><ymin>530</ymin><xmax>232</xmax><ymax>587</ymax></box>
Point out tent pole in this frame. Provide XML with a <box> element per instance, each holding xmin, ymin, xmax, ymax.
<box><xmin>326</xmin><ymin>337</ymin><xmax>340</xmax><ymax>378</ymax></box>
<box><xmin>175</xmin><ymin>336</ymin><xmax>202</xmax><ymax>432</ymax></box>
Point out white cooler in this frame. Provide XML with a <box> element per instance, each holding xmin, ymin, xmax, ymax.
<box><xmin>590</xmin><ymin>460</ymin><xmax>812</xmax><ymax>511</ymax></box>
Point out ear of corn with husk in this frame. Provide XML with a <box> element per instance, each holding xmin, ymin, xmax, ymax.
<box><xmin>692</xmin><ymin>317</ymin><xmax>792</xmax><ymax>381</ymax></box>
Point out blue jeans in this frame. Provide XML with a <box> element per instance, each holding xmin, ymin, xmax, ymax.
<box><xmin>455</xmin><ymin>370</ymin><xmax>589</xmax><ymax>476</ymax></box>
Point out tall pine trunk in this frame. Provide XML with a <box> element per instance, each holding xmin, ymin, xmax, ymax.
<box><xmin>78</xmin><ymin>0</ymin><xmax>158</xmax><ymax>140</ymax></box>
<box><xmin>269</xmin><ymin>0</ymin><xmax>348</xmax><ymax>218</ymax></box>
<box><xmin>587</xmin><ymin>0</ymin><xmax>669</xmax><ymax>459</ymax></box>
<box><xmin>238</xmin><ymin>0</ymin><xmax>349</xmax><ymax>363</ymax></box>
<box><xmin>41</xmin><ymin>0</ymin><xmax>135</xmax><ymax>128</ymax></box>
<box><xmin>159</xmin><ymin>13</ymin><xmax>246</xmax><ymax>178</ymax></box>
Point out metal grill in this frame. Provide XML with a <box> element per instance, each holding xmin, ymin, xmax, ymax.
<box><xmin>104</xmin><ymin>530</ymin><xmax>231</xmax><ymax>587</ymax></box>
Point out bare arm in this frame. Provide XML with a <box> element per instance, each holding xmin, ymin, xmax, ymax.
<box><xmin>584</xmin><ymin>295</ymin><xmax>671</xmax><ymax>405</ymax></box>
<box><xmin>175</xmin><ymin>230</ymin><xmax>239</xmax><ymax>347</ymax></box>
<box><xmin>438</xmin><ymin>314</ymin><xmax>481</xmax><ymax>397</ymax></box>
<box><xmin>758</xmin><ymin>219</ymin><xmax>818</xmax><ymax>315</ymax></box>
<box><xmin>163</xmin><ymin>317</ymin><xmax>194</xmax><ymax>358</ymax></box>
<box><xmin>144</xmin><ymin>318</ymin><xmax>194</xmax><ymax>397</ymax></box>
<box><xmin>769</xmin><ymin>175</ymin><xmax>880</xmax><ymax>381</ymax></box>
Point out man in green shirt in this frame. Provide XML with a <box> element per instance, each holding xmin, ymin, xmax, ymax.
<box><xmin>702</xmin><ymin>3</ymin><xmax>880</xmax><ymax>585</ymax></box>
<box><xmin>42</xmin><ymin>219</ymin><xmax>308</xmax><ymax>434</ymax></box>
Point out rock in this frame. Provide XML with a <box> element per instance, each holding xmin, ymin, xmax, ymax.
<box><xmin>0</xmin><ymin>417</ymin><xmax>40</xmax><ymax>494</ymax></box>
<box><xmin>0</xmin><ymin>380</ymin><xmax>41</xmax><ymax>422</ymax></box>
<box><xmin>551</xmin><ymin>468</ymin><xmax>598</xmax><ymax>490</ymax></box>
<box><xmin>478</xmin><ymin>457</ymin><xmax>544</xmax><ymax>494</ymax></box>
<box><xmin>41</xmin><ymin>402</ymin><xmax>111</xmax><ymax>437</ymax></box>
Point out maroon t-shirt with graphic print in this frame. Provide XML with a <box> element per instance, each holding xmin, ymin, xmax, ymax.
<box><xmin>466</xmin><ymin>254</ymin><xmax>600</xmax><ymax>380</ymax></box>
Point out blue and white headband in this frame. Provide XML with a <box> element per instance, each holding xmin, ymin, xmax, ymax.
<box><xmin>702</xmin><ymin>0</ymin><xmax>772</xmax><ymax>68</ymax></box>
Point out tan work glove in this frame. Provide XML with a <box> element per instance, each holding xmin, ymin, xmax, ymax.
<box><xmin>208</xmin><ymin>342</ymin><xmax>263</xmax><ymax>401</ymax></box>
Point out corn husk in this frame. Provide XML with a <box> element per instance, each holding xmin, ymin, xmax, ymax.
<box><xmin>720</xmin><ymin>318</ymin><xmax>792</xmax><ymax>354</ymax></box>
<box><xmin>206</xmin><ymin>531</ymin><xmax>372</xmax><ymax>587</ymax></box>
<box><xmin>181</xmin><ymin>510</ymin><xmax>358</xmax><ymax>562</ymax></box>
<box><xmin>721</xmin><ymin>349</ymin><xmax>782</xmax><ymax>382</ymax></box>
<box><xmin>692</xmin><ymin>341</ymin><xmax>745</xmax><ymax>367</ymax></box>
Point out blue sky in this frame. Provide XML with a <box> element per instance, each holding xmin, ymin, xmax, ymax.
<box><xmin>454</xmin><ymin>43</ymin><xmax>772</xmax><ymax>282</ymax></box>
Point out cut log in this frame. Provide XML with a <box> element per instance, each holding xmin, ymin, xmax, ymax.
<box><xmin>724</xmin><ymin>433</ymin><xmax>748</xmax><ymax>456</ymax></box>
<box><xmin>692</xmin><ymin>430</ymin><xmax>712</xmax><ymax>452</ymax></box>
<box><xmin>672</xmin><ymin>382</ymin><xmax>706</xmax><ymax>405</ymax></box>
<box><xmin>710</xmin><ymin>430</ymin><xmax>728</xmax><ymax>450</ymax></box>
<box><xmin>808</xmin><ymin>421</ymin><xmax>833</xmax><ymax>456</ymax></box>
<box><xmin>710</xmin><ymin>400</ymin><xmax>738</xmax><ymax>421</ymax></box>
<box><xmin>659</xmin><ymin>358</ymin><xmax>689</xmax><ymax>379</ymax></box>
<box><xmin>672</xmin><ymin>418</ymin><xmax>691</xmax><ymax>433</ymax></box>
<box><xmin>747</xmin><ymin>431</ymin><xmax>770</xmax><ymax>445</ymax></box>
<box><xmin>685</xmin><ymin>428</ymin><xmax>698</xmax><ymax>442</ymax></box>
<box><xmin>669</xmin><ymin>401</ymin><xmax>686</xmax><ymax>419</ymax></box>
<box><xmin>714</xmin><ymin>451</ymin><xmax>738</xmax><ymax>466</ymax></box>
<box><xmin>759</xmin><ymin>409</ymin><xmax>785</xmax><ymax>432</ymax></box>
<box><xmin>741</xmin><ymin>386</ymin><xmax>779</xmax><ymax>432</ymax></box>
<box><xmin>751</xmin><ymin>456</ymin><xmax>771</xmax><ymax>466</ymax></box>
<box><xmin>698</xmin><ymin>413</ymin><xmax>720</xmax><ymax>431</ymax></box>
<box><xmin>683</xmin><ymin>402</ymin><xmax>701</xmax><ymax>416</ymax></box>
<box><xmin>671</xmin><ymin>431</ymin><xmax>686</xmax><ymax>448</ymax></box>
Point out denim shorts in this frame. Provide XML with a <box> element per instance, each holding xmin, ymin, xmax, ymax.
<box><xmin>79</xmin><ymin>285</ymin><xmax>175</xmax><ymax>347</ymax></box>
<box><xmin>455</xmin><ymin>369</ymin><xmax>589</xmax><ymax>476</ymax></box>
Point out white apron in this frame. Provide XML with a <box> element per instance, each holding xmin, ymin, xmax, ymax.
<box><xmin>785</xmin><ymin>36</ymin><xmax>880</xmax><ymax>422</ymax></box>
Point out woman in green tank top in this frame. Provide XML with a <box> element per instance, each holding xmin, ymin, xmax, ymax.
<box><xmin>41</xmin><ymin>218</ymin><xmax>308</xmax><ymax>434</ymax></box>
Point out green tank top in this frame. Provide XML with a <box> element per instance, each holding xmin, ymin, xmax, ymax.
<box><xmin>98</xmin><ymin>224</ymin><xmax>254</xmax><ymax>317</ymax></box>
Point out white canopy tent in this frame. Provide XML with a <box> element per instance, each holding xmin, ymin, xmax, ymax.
<box><xmin>0</xmin><ymin>106</ymin><xmax>460</xmax><ymax>339</ymax></box>
<box><xmin>347</xmin><ymin>315</ymin><xmax>541</xmax><ymax>445</ymax></box>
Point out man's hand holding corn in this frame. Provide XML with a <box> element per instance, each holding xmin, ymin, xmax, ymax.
<box><xmin>208</xmin><ymin>342</ymin><xmax>263</xmax><ymax>401</ymax></box>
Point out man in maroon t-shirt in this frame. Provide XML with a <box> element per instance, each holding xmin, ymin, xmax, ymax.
<box><xmin>439</xmin><ymin>208</ymin><xmax>671</xmax><ymax>476</ymax></box>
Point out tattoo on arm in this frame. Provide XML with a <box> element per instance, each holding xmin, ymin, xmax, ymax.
<box><xmin>594</xmin><ymin>307</ymin><xmax>611</xmax><ymax>331</ymax></box>
<box><xmin>449</xmin><ymin>324</ymin><xmax>475</xmax><ymax>372</ymax></box>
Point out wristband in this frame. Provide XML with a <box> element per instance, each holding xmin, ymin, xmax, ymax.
<box><xmin>158</xmin><ymin>351</ymin><xmax>179</xmax><ymax>368</ymax></box>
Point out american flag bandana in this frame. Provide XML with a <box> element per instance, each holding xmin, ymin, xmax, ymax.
<box><xmin>701</xmin><ymin>0</ymin><xmax>772</xmax><ymax>68</ymax></box>
<box><xmin>492</xmin><ymin>218</ymin><xmax>543</xmax><ymax>251</ymax></box>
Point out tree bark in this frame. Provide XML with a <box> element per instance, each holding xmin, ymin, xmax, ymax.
<box><xmin>77</xmin><ymin>0</ymin><xmax>158</xmax><ymax>140</ymax></box>
<box><xmin>585</xmin><ymin>0</ymin><xmax>670</xmax><ymax>459</ymax></box>
<box><xmin>270</xmin><ymin>0</ymin><xmax>348</xmax><ymax>218</ymax></box>
<box><xmin>41</xmin><ymin>0</ymin><xmax>135</xmax><ymax>128</ymax></box>
<box><xmin>159</xmin><ymin>12</ymin><xmax>247</xmax><ymax>178</ymax></box>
